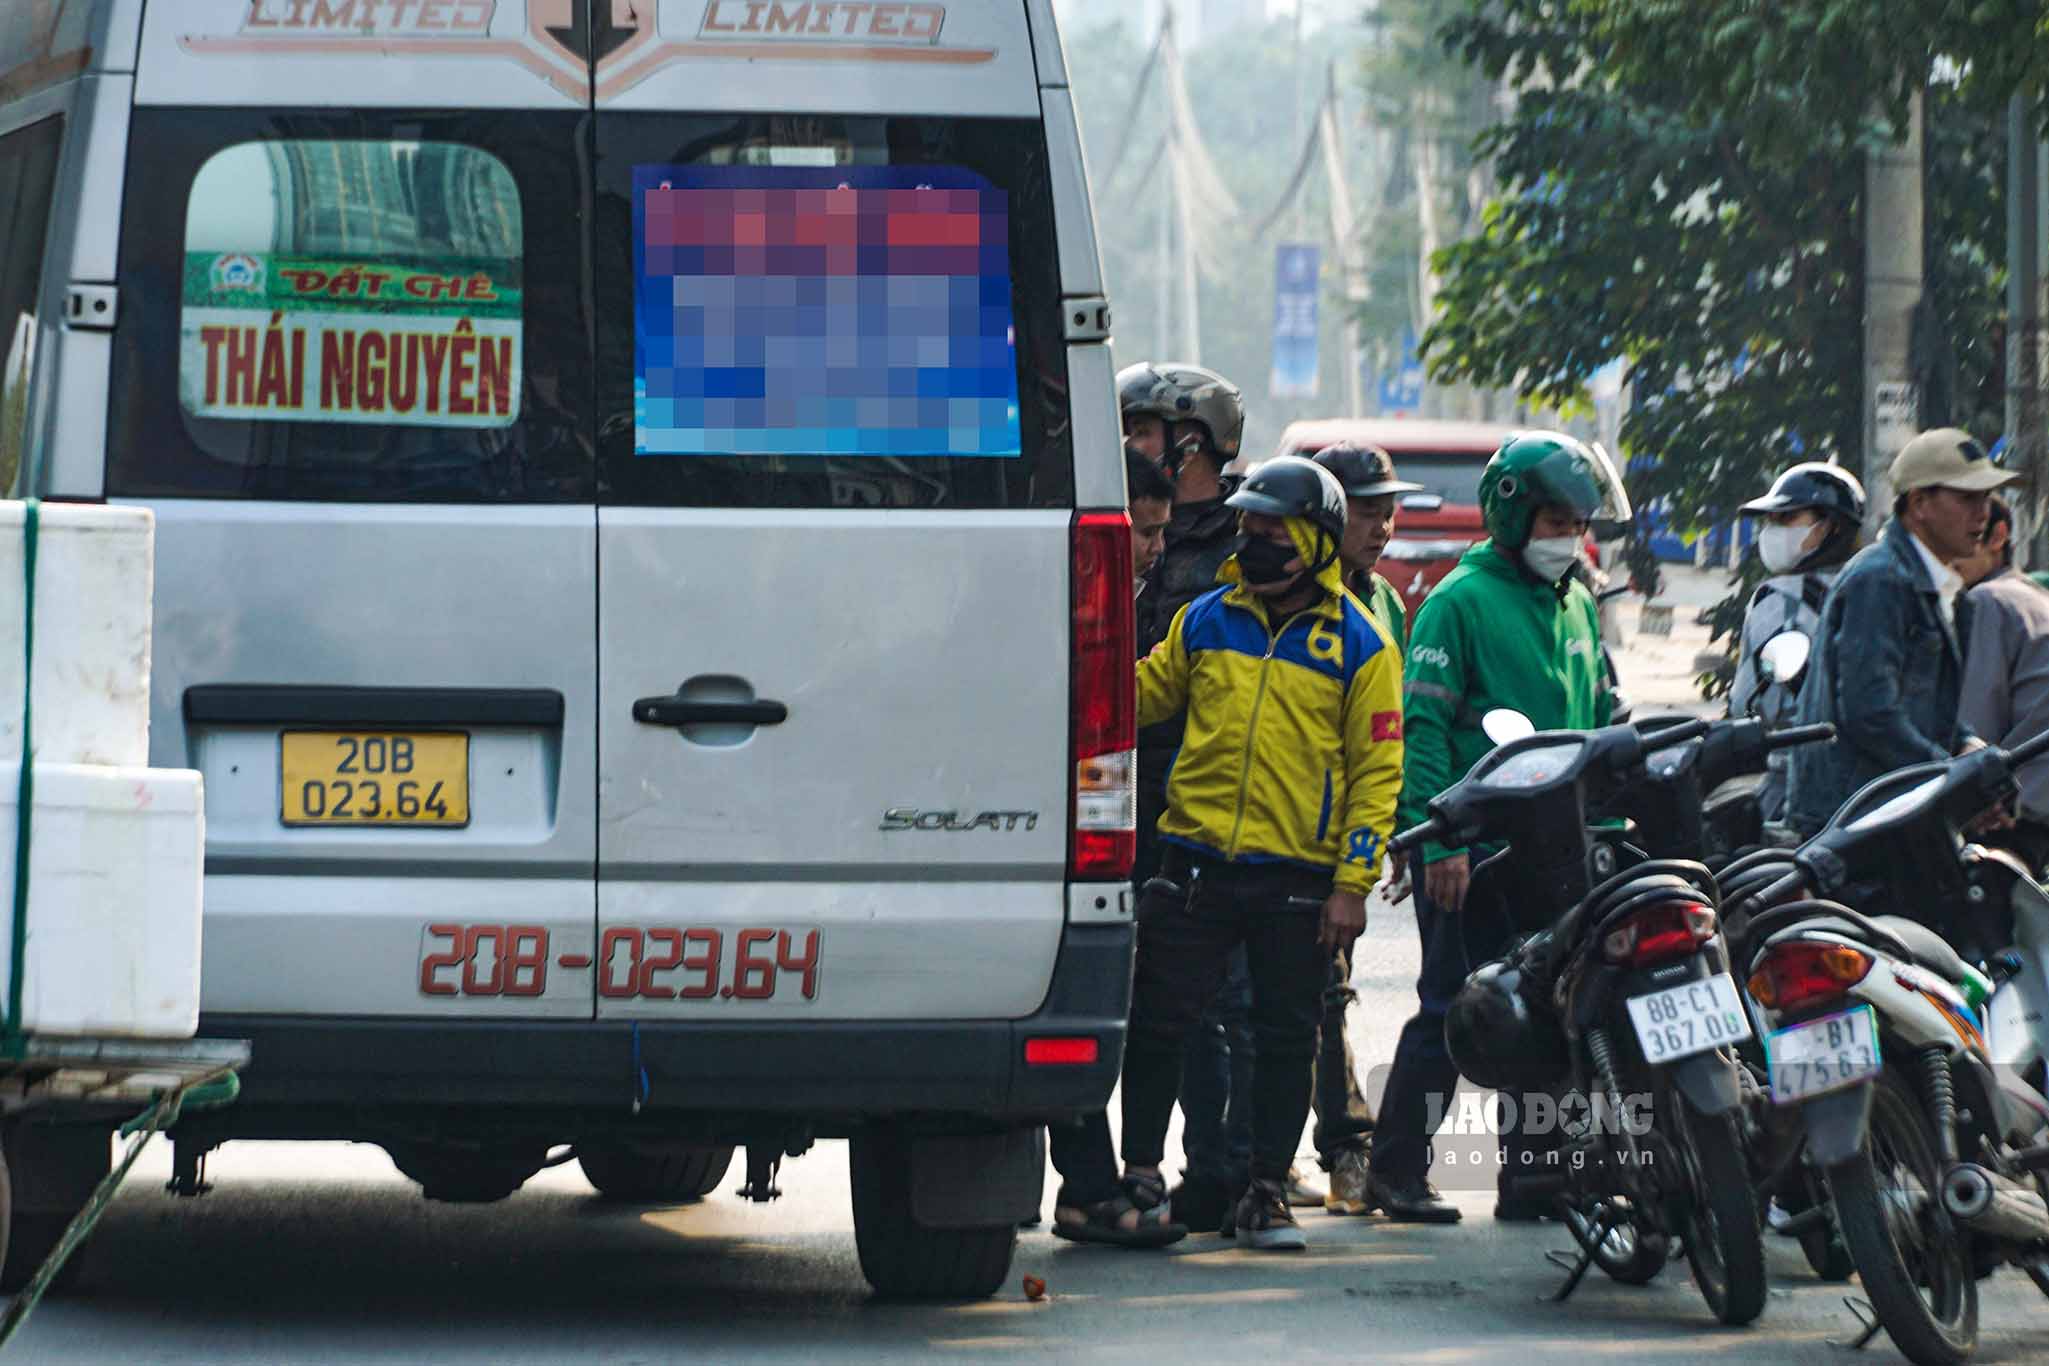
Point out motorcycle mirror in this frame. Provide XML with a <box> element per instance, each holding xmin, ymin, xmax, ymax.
<box><xmin>1759</xmin><ymin>631</ymin><xmax>1812</xmax><ymax>684</ymax></box>
<box><xmin>1481</xmin><ymin>708</ymin><xmax>1537</xmax><ymax>745</ymax></box>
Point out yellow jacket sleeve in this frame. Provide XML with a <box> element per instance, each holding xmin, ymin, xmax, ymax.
<box><xmin>1136</xmin><ymin>601</ymin><xmax>1192</xmax><ymax>728</ymax></box>
<box><xmin>1332</xmin><ymin>630</ymin><xmax>1405</xmax><ymax>894</ymax></box>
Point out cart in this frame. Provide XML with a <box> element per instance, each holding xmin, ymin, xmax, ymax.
<box><xmin>0</xmin><ymin>1033</ymin><xmax>249</xmax><ymax>1348</ymax></box>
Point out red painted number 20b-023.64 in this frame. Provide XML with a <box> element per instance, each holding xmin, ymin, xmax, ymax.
<box><xmin>417</xmin><ymin>924</ymin><xmax>822</xmax><ymax>1002</ymax></box>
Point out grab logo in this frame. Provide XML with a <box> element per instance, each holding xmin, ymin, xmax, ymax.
<box><xmin>1410</xmin><ymin>644</ymin><xmax>1451</xmax><ymax>670</ymax></box>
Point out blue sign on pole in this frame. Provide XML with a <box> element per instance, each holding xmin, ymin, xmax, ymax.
<box><xmin>1269</xmin><ymin>243</ymin><xmax>1321</xmax><ymax>399</ymax></box>
<box><xmin>1378</xmin><ymin>326</ymin><xmax>1425</xmax><ymax>414</ymax></box>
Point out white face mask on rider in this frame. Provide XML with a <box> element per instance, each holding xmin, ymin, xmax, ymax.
<box><xmin>1756</xmin><ymin>522</ymin><xmax>1815</xmax><ymax>575</ymax></box>
<box><xmin>1520</xmin><ymin>535</ymin><xmax>1580</xmax><ymax>585</ymax></box>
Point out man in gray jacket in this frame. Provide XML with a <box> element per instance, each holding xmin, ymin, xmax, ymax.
<box><xmin>1786</xmin><ymin>428</ymin><xmax>2017</xmax><ymax>835</ymax></box>
<box><xmin>1959</xmin><ymin>496</ymin><xmax>2049</xmax><ymax>868</ymax></box>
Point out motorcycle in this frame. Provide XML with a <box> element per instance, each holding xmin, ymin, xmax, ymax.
<box><xmin>1728</xmin><ymin>730</ymin><xmax>2049</xmax><ymax>1363</ymax></box>
<box><xmin>1392</xmin><ymin>714</ymin><xmax>1782</xmax><ymax>1325</ymax></box>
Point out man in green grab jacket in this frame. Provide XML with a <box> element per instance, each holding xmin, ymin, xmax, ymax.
<box><xmin>1366</xmin><ymin>430</ymin><xmax>1623</xmax><ymax>1225</ymax></box>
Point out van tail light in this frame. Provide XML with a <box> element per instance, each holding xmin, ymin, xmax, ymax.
<box><xmin>1602</xmin><ymin>901</ymin><xmax>1717</xmax><ymax>968</ymax></box>
<box><xmin>1747</xmin><ymin>941</ymin><xmax>1874</xmax><ymax>1012</ymax></box>
<box><xmin>1069</xmin><ymin>510</ymin><xmax>1135</xmax><ymax>881</ymax></box>
<box><xmin>1025</xmin><ymin>1036</ymin><xmax>1100</xmax><ymax>1066</ymax></box>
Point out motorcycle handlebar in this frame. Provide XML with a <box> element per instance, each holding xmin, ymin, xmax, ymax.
<box><xmin>2009</xmin><ymin>727</ymin><xmax>2049</xmax><ymax>769</ymax></box>
<box><xmin>1390</xmin><ymin>819</ymin><xmax>1442</xmax><ymax>855</ymax></box>
<box><xmin>1767</xmin><ymin>723</ymin><xmax>1835</xmax><ymax>751</ymax></box>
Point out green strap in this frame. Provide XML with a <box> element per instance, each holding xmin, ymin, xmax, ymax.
<box><xmin>8</xmin><ymin>498</ymin><xmax>34</xmax><ymax>1038</ymax></box>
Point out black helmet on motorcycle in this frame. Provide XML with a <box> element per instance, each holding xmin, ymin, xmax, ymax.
<box><xmin>1445</xmin><ymin>955</ymin><xmax>1570</xmax><ymax>1092</ymax></box>
<box><xmin>1738</xmin><ymin>463</ymin><xmax>1866</xmax><ymax>572</ymax></box>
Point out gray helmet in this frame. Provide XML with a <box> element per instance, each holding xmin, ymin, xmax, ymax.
<box><xmin>1116</xmin><ymin>362</ymin><xmax>1245</xmax><ymax>462</ymax></box>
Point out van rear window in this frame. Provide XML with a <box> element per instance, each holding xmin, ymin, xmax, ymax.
<box><xmin>597</xmin><ymin>115</ymin><xmax>1071</xmax><ymax>511</ymax></box>
<box><xmin>109</xmin><ymin>110</ymin><xmax>592</xmax><ymax>503</ymax></box>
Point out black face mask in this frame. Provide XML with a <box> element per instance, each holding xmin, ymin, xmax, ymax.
<box><xmin>1234</xmin><ymin>533</ymin><xmax>1300</xmax><ymax>587</ymax></box>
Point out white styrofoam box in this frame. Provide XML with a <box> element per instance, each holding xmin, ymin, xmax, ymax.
<box><xmin>0</xmin><ymin>763</ymin><xmax>202</xmax><ymax>1039</ymax></box>
<box><xmin>0</xmin><ymin>501</ymin><xmax>155</xmax><ymax>768</ymax></box>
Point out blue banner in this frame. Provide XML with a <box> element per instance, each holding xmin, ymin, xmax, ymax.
<box><xmin>1378</xmin><ymin>325</ymin><xmax>1424</xmax><ymax>414</ymax></box>
<box><xmin>1269</xmin><ymin>243</ymin><xmax>1321</xmax><ymax>399</ymax></box>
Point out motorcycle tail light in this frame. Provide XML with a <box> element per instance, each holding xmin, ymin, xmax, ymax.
<box><xmin>1748</xmin><ymin>941</ymin><xmax>1873</xmax><ymax>1012</ymax></box>
<box><xmin>1602</xmin><ymin>901</ymin><xmax>1717</xmax><ymax>967</ymax></box>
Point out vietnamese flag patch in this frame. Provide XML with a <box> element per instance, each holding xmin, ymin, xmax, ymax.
<box><xmin>1372</xmin><ymin>711</ymin><xmax>1403</xmax><ymax>741</ymax></box>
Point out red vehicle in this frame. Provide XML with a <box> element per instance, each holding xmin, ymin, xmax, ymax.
<box><xmin>1273</xmin><ymin>418</ymin><xmax>1522</xmax><ymax>613</ymax></box>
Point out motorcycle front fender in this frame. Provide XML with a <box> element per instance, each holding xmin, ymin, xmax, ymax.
<box><xmin>1800</xmin><ymin>1083</ymin><xmax>1876</xmax><ymax>1167</ymax></box>
<box><xmin>1668</xmin><ymin>1048</ymin><xmax>1742</xmax><ymax>1117</ymax></box>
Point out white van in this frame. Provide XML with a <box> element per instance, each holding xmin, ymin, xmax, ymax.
<box><xmin>0</xmin><ymin>0</ymin><xmax>1132</xmax><ymax>1299</ymax></box>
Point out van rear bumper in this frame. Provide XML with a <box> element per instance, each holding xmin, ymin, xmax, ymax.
<box><xmin>183</xmin><ymin>923</ymin><xmax>1132</xmax><ymax>1142</ymax></box>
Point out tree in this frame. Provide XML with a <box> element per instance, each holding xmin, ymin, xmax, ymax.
<box><xmin>1419</xmin><ymin>0</ymin><xmax>2013</xmax><ymax>693</ymax></box>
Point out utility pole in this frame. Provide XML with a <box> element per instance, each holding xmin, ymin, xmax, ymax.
<box><xmin>1862</xmin><ymin>90</ymin><xmax>1925</xmax><ymax>532</ymax></box>
<box><xmin>2009</xmin><ymin>96</ymin><xmax>2049</xmax><ymax>567</ymax></box>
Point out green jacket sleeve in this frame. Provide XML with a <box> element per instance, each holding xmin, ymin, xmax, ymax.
<box><xmin>1396</xmin><ymin>593</ymin><xmax>1468</xmax><ymax>864</ymax></box>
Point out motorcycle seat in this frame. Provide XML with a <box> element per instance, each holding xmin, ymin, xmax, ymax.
<box><xmin>1869</xmin><ymin>915</ymin><xmax>1974</xmax><ymax>985</ymax></box>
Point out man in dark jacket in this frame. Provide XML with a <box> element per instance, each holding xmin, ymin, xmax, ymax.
<box><xmin>1117</xmin><ymin>363</ymin><xmax>1267</xmax><ymax>1228</ymax></box>
<box><xmin>1786</xmin><ymin>429</ymin><xmax>2017</xmax><ymax>836</ymax></box>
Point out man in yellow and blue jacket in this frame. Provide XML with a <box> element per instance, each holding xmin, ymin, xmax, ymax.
<box><xmin>1052</xmin><ymin>456</ymin><xmax>1405</xmax><ymax>1252</ymax></box>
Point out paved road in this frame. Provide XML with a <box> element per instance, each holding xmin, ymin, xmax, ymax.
<box><xmin>14</xmin><ymin>890</ymin><xmax>2048</xmax><ymax>1363</ymax></box>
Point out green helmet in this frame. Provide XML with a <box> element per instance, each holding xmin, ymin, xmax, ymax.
<box><xmin>1478</xmin><ymin>431</ymin><xmax>1632</xmax><ymax>550</ymax></box>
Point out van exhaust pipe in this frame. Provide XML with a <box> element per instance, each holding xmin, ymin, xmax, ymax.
<box><xmin>1940</xmin><ymin>1163</ymin><xmax>2049</xmax><ymax>1244</ymax></box>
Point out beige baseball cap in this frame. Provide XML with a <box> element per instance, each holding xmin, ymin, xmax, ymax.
<box><xmin>1890</xmin><ymin>427</ymin><xmax>2020</xmax><ymax>494</ymax></box>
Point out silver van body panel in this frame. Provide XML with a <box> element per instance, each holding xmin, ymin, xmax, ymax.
<box><xmin>594</xmin><ymin>1</ymin><xmax>1039</xmax><ymax>117</ymax></box>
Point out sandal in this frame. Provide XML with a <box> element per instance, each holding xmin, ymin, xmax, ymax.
<box><xmin>1050</xmin><ymin>1173</ymin><xmax>1188</xmax><ymax>1248</ymax></box>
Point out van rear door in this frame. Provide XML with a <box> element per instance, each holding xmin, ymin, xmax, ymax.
<box><xmin>113</xmin><ymin>8</ymin><xmax>601</xmax><ymax>1019</ymax></box>
<box><xmin>588</xmin><ymin>10</ymin><xmax>1079</xmax><ymax>1021</ymax></box>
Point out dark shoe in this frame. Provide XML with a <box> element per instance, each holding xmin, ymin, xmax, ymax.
<box><xmin>1492</xmin><ymin>1193</ymin><xmax>1556</xmax><ymax>1223</ymax></box>
<box><xmin>1227</xmin><ymin>1177</ymin><xmax>1306</xmax><ymax>1250</ymax></box>
<box><xmin>1051</xmin><ymin>1173</ymin><xmax>1187</xmax><ymax>1249</ymax></box>
<box><xmin>1369</xmin><ymin>1172</ymin><xmax>1462</xmax><ymax>1224</ymax></box>
<box><xmin>1166</xmin><ymin>1171</ymin><xmax>1234</xmax><ymax>1234</ymax></box>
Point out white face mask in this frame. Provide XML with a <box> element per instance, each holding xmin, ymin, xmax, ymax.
<box><xmin>1757</xmin><ymin>522</ymin><xmax>1815</xmax><ymax>575</ymax></box>
<box><xmin>1520</xmin><ymin>535</ymin><xmax>1580</xmax><ymax>584</ymax></box>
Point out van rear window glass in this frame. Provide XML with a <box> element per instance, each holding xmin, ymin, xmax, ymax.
<box><xmin>0</xmin><ymin>116</ymin><xmax>65</xmax><ymax>492</ymax></box>
<box><xmin>633</xmin><ymin>166</ymin><xmax>1020</xmax><ymax>460</ymax></box>
<box><xmin>109</xmin><ymin>111</ymin><xmax>591</xmax><ymax>503</ymax></box>
<box><xmin>597</xmin><ymin>115</ymin><xmax>1071</xmax><ymax>511</ymax></box>
<box><xmin>1394</xmin><ymin>454</ymin><xmax>1487</xmax><ymax>507</ymax></box>
<box><xmin>180</xmin><ymin>142</ymin><xmax>521</xmax><ymax>429</ymax></box>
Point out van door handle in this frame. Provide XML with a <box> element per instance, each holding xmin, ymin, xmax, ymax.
<box><xmin>632</xmin><ymin>695</ymin><xmax>789</xmax><ymax>727</ymax></box>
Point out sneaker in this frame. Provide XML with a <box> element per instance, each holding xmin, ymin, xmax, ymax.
<box><xmin>1368</xmin><ymin>1172</ymin><xmax>1462</xmax><ymax>1224</ymax></box>
<box><xmin>1165</xmin><ymin>1171</ymin><xmax>1234</xmax><ymax>1235</ymax></box>
<box><xmin>1231</xmin><ymin>1177</ymin><xmax>1307</xmax><ymax>1250</ymax></box>
<box><xmin>1283</xmin><ymin>1164</ymin><xmax>1325</xmax><ymax>1208</ymax></box>
<box><xmin>1324</xmin><ymin>1147</ymin><xmax>1371</xmax><ymax>1216</ymax></box>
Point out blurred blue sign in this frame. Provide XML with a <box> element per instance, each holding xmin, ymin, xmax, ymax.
<box><xmin>1269</xmin><ymin>243</ymin><xmax>1321</xmax><ymax>399</ymax></box>
<box><xmin>1379</xmin><ymin>326</ymin><xmax>1424</xmax><ymax>413</ymax></box>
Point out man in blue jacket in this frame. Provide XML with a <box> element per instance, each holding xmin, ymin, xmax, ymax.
<box><xmin>1786</xmin><ymin>429</ymin><xmax>2018</xmax><ymax>835</ymax></box>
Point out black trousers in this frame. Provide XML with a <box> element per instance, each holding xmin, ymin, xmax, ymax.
<box><xmin>1371</xmin><ymin>877</ymin><xmax>1549</xmax><ymax>1191</ymax></box>
<box><xmin>1112</xmin><ymin>853</ymin><xmax>1333</xmax><ymax>1184</ymax></box>
<box><xmin>1312</xmin><ymin>947</ymin><xmax>1376</xmax><ymax>1163</ymax></box>
<box><xmin>1046</xmin><ymin>1111</ymin><xmax>1120</xmax><ymax>1206</ymax></box>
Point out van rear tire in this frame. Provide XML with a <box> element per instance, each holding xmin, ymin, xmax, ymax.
<box><xmin>578</xmin><ymin>1143</ymin><xmax>734</xmax><ymax>1203</ymax></box>
<box><xmin>850</xmin><ymin>1131</ymin><xmax>1015</xmax><ymax>1300</ymax></box>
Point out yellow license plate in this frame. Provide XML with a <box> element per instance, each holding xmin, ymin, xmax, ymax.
<box><xmin>280</xmin><ymin>731</ymin><xmax>469</xmax><ymax>827</ymax></box>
